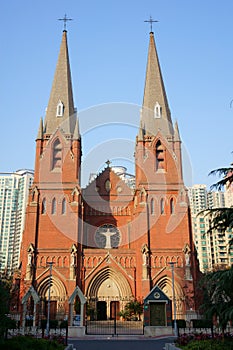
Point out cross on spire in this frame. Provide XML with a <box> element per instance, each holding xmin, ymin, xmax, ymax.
<box><xmin>58</xmin><ymin>14</ymin><xmax>73</xmax><ymax>31</ymax></box>
<box><xmin>106</xmin><ymin>160</ymin><xmax>111</xmax><ymax>167</ymax></box>
<box><xmin>144</xmin><ymin>16</ymin><xmax>158</xmax><ymax>33</ymax></box>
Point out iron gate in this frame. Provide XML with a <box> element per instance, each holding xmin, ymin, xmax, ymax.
<box><xmin>85</xmin><ymin>297</ymin><xmax>144</xmax><ymax>335</ymax></box>
<box><xmin>86</xmin><ymin>319</ymin><xmax>144</xmax><ymax>335</ymax></box>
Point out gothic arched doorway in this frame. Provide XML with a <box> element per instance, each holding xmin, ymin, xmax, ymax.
<box><xmin>86</xmin><ymin>267</ymin><xmax>133</xmax><ymax>320</ymax></box>
<box><xmin>156</xmin><ymin>276</ymin><xmax>185</xmax><ymax>319</ymax></box>
<box><xmin>37</xmin><ymin>275</ymin><xmax>68</xmax><ymax>320</ymax></box>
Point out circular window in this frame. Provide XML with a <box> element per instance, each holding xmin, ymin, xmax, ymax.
<box><xmin>95</xmin><ymin>224</ymin><xmax>121</xmax><ymax>249</ymax></box>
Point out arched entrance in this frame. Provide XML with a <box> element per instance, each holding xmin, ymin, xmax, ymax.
<box><xmin>37</xmin><ymin>275</ymin><xmax>67</xmax><ymax>320</ymax></box>
<box><xmin>86</xmin><ymin>267</ymin><xmax>133</xmax><ymax>321</ymax></box>
<box><xmin>85</xmin><ymin>267</ymin><xmax>143</xmax><ymax>335</ymax></box>
<box><xmin>156</xmin><ymin>276</ymin><xmax>185</xmax><ymax>319</ymax></box>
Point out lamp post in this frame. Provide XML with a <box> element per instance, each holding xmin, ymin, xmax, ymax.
<box><xmin>46</xmin><ymin>262</ymin><xmax>53</xmax><ymax>337</ymax></box>
<box><xmin>169</xmin><ymin>262</ymin><xmax>178</xmax><ymax>338</ymax></box>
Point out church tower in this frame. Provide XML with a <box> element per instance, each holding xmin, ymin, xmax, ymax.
<box><xmin>19</xmin><ymin>30</ymin><xmax>82</xmax><ymax>320</ymax></box>
<box><xmin>16</xmin><ymin>27</ymin><xmax>200</xmax><ymax>326</ymax></box>
<box><xmin>134</xmin><ymin>31</ymin><xmax>199</xmax><ymax>316</ymax></box>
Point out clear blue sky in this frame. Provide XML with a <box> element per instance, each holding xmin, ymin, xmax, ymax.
<box><xmin>0</xmin><ymin>0</ymin><xmax>232</xmax><ymax>188</ymax></box>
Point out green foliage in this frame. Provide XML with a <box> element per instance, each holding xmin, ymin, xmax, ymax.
<box><xmin>203</xmin><ymin>163</ymin><xmax>233</xmax><ymax>248</ymax></box>
<box><xmin>199</xmin><ymin>266</ymin><xmax>233</xmax><ymax>333</ymax></box>
<box><xmin>121</xmin><ymin>300</ymin><xmax>143</xmax><ymax>320</ymax></box>
<box><xmin>209</xmin><ymin>166</ymin><xmax>233</xmax><ymax>191</ymax></box>
<box><xmin>0</xmin><ymin>278</ymin><xmax>12</xmax><ymax>338</ymax></box>
<box><xmin>191</xmin><ymin>319</ymin><xmax>212</xmax><ymax>328</ymax></box>
<box><xmin>180</xmin><ymin>339</ymin><xmax>233</xmax><ymax>350</ymax></box>
<box><xmin>177</xmin><ymin>333</ymin><xmax>233</xmax><ymax>349</ymax></box>
<box><xmin>0</xmin><ymin>336</ymin><xmax>65</xmax><ymax>350</ymax></box>
<box><xmin>40</xmin><ymin>319</ymin><xmax>58</xmax><ymax>329</ymax></box>
<box><xmin>118</xmin><ymin>309</ymin><xmax>130</xmax><ymax>320</ymax></box>
<box><xmin>203</xmin><ymin>208</ymin><xmax>233</xmax><ymax>242</ymax></box>
<box><xmin>59</xmin><ymin>320</ymin><xmax>68</xmax><ymax>329</ymax></box>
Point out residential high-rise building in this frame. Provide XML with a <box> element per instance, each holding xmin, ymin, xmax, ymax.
<box><xmin>0</xmin><ymin>170</ymin><xmax>34</xmax><ymax>275</ymax></box>
<box><xmin>225</xmin><ymin>182</ymin><xmax>233</xmax><ymax>208</ymax></box>
<box><xmin>207</xmin><ymin>191</ymin><xmax>225</xmax><ymax>209</ymax></box>
<box><xmin>188</xmin><ymin>184</ymin><xmax>233</xmax><ymax>272</ymax></box>
<box><xmin>188</xmin><ymin>185</ymin><xmax>207</xmax><ymax>215</ymax></box>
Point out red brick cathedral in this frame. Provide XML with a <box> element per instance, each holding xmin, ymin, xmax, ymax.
<box><xmin>18</xmin><ymin>29</ymin><xmax>200</xmax><ymax>323</ymax></box>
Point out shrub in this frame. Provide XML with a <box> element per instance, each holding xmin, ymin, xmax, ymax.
<box><xmin>41</xmin><ymin>319</ymin><xmax>58</xmax><ymax>329</ymax></box>
<box><xmin>0</xmin><ymin>335</ymin><xmax>65</xmax><ymax>349</ymax></box>
<box><xmin>191</xmin><ymin>319</ymin><xmax>213</xmax><ymax>328</ymax></box>
<box><xmin>59</xmin><ymin>320</ymin><xmax>68</xmax><ymax>329</ymax></box>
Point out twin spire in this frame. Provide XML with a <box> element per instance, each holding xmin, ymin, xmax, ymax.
<box><xmin>39</xmin><ymin>28</ymin><xmax>177</xmax><ymax>142</ymax></box>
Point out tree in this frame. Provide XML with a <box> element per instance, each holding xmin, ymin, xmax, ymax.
<box><xmin>0</xmin><ymin>277</ymin><xmax>16</xmax><ymax>339</ymax></box>
<box><xmin>209</xmin><ymin>165</ymin><xmax>233</xmax><ymax>191</ymax></box>
<box><xmin>198</xmin><ymin>162</ymin><xmax>233</xmax><ymax>335</ymax></box>
<box><xmin>124</xmin><ymin>300</ymin><xmax>143</xmax><ymax>320</ymax></box>
<box><xmin>199</xmin><ymin>266</ymin><xmax>233</xmax><ymax>335</ymax></box>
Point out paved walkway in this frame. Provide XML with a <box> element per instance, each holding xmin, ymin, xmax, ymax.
<box><xmin>69</xmin><ymin>336</ymin><xmax>177</xmax><ymax>350</ymax></box>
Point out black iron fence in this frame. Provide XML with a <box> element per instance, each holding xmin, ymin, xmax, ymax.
<box><xmin>86</xmin><ymin>319</ymin><xmax>144</xmax><ymax>335</ymax></box>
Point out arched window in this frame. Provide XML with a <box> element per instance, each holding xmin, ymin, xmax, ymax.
<box><xmin>156</xmin><ymin>140</ymin><xmax>165</xmax><ymax>170</ymax></box>
<box><xmin>51</xmin><ymin>198</ymin><xmax>56</xmax><ymax>215</ymax></box>
<box><xmin>151</xmin><ymin>198</ymin><xmax>155</xmax><ymax>215</ymax></box>
<box><xmin>154</xmin><ymin>102</ymin><xmax>162</xmax><ymax>118</ymax></box>
<box><xmin>52</xmin><ymin>138</ymin><xmax>62</xmax><ymax>170</ymax></box>
<box><xmin>62</xmin><ymin>198</ymin><xmax>66</xmax><ymax>215</ymax></box>
<box><xmin>42</xmin><ymin>198</ymin><xmax>46</xmax><ymax>214</ymax></box>
<box><xmin>170</xmin><ymin>198</ymin><xmax>175</xmax><ymax>214</ymax></box>
<box><xmin>56</xmin><ymin>100</ymin><xmax>64</xmax><ymax>117</ymax></box>
<box><xmin>160</xmin><ymin>198</ymin><xmax>165</xmax><ymax>215</ymax></box>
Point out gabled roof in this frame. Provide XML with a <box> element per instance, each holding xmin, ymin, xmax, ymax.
<box><xmin>83</xmin><ymin>166</ymin><xmax>133</xmax><ymax>199</ymax></box>
<box><xmin>144</xmin><ymin>285</ymin><xmax>170</xmax><ymax>302</ymax></box>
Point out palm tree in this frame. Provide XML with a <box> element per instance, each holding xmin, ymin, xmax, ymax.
<box><xmin>124</xmin><ymin>300</ymin><xmax>143</xmax><ymax>320</ymax></box>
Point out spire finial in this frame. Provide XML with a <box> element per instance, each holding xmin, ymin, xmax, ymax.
<box><xmin>58</xmin><ymin>14</ymin><xmax>73</xmax><ymax>31</ymax></box>
<box><xmin>144</xmin><ymin>16</ymin><xmax>158</xmax><ymax>33</ymax></box>
<box><xmin>106</xmin><ymin>160</ymin><xmax>111</xmax><ymax>168</ymax></box>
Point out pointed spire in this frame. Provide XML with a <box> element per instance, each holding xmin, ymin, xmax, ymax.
<box><xmin>141</xmin><ymin>32</ymin><xmax>173</xmax><ymax>137</ymax></box>
<box><xmin>37</xmin><ymin>117</ymin><xmax>44</xmax><ymax>140</ymax></box>
<box><xmin>138</xmin><ymin>118</ymin><xmax>144</xmax><ymax>141</ymax></box>
<box><xmin>73</xmin><ymin>118</ymin><xmax>80</xmax><ymax>140</ymax></box>
<box><xmin>174</xmin><ymin>120</ymin><xmax>181</xmax><ymax>141</ymax></box>
<box><xmin>44</xmin><ymin>30</ymin><xmax>75</xmax><ymax>135</ymax></box>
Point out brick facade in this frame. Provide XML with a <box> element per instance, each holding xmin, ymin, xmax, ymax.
<box><xmin>17</xmin><ymin>30</ymin><xmax>200</xmax><ymax>323</ymax></box>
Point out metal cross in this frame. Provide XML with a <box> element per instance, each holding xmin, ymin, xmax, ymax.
<box><xmin>144</xmin><ymin>16</ymin><xmax>158</xmax><ymax>32</ymax></box>
<box><xmin>106</xmin><ymin>160</ymin><xmax>111</xmax><ymax>167</ymax></box>
<box><xmin>58</xmin><ymin>14</ymin><xmax>73</xmax><ymax>30</ymax></box>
